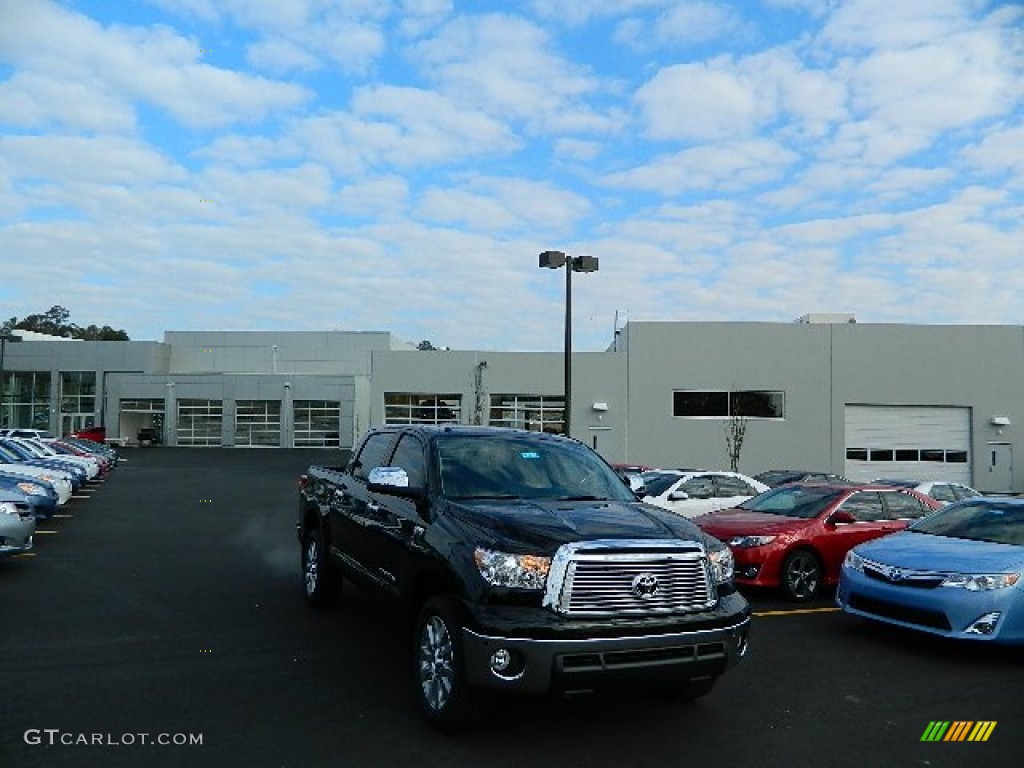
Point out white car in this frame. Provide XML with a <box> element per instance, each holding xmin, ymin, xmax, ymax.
<box><xmin>873</xmin><ymin>479</ymin><xmax>982</xmax><ymax>506</ymax></box>
<box><xmin>641</xmin><ymin>469</ymin><xmax>770</xmax><ymax>518</ymax></box>
<box><xmin>9</xmin><ymin>438</ymin><xmax>101</xmax><ymax>479</ymax></box>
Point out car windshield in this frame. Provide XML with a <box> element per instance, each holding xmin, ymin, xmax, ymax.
<box><xmin>437</xmin><ymin>434</ymin><xmax>636</xmax><ymax>502</ymax></box>
<box><xmin>737</xmin><ymin>486</ymin><xmax>846</xmax><ymax>519</ymax></box>
<box><xmin>910</xmin><ymin>501</ymin><xmax>1024</xmax><ymax>545</ymax></box>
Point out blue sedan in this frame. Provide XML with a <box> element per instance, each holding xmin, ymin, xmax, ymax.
<box><xmin>837</xmin><ymin>497</ymin><xmax>1024</xmax><ymax>644</ymax></box>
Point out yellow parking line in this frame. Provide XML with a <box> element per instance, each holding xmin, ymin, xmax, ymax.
<box><xmin>753</xmin><ymin>607</ymin><xmax>840</xmax><ymax>617</ymax></box>
<box><xmin>13</xmin><ymin>552</ymin><xmax>36</xmax><ymax>558</ymax></box>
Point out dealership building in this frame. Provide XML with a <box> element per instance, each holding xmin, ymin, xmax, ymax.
<box><xmin>1</xmin><ymin>316</ymin><xmax>1021</xmax><ymax>493</ymax></box>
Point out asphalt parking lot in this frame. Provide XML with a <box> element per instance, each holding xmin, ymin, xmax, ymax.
<box><xmin>1</xmin><ymin>449</ymin><xmax>1020</xmax><ymax>768</ymax></box>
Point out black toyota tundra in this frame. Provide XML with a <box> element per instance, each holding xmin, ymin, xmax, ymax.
<box><xmin>297</xmin><ymin>425</ymin><xmax>750</xmax><ymax>731</ymax></box>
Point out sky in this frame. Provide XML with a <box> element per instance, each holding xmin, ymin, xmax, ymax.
<box><xmin>0</xmin><ymin>0</ymin><xmax>1022</xmax><ymax>351</ymax></box>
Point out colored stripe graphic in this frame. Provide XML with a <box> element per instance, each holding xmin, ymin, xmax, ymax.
<box><xmin>920</xmin><ymin>721</ymin><xmax>996</xmax><ymax>742</ymax></box>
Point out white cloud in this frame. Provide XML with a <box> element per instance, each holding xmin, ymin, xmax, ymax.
<box><xmin>601</xmin><ymin>140</ymin><xmax>798</xmax><ymax>194</ymax></box>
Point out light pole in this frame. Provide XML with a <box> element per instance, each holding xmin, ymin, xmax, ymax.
<box><xmin>538</xmin><ymin>251</ymin><xmax>599</xmax><ymax>437</ymax></box>
<box><xmin>0</xmin><ymin>331</ymin><xmax>24</xmax><ymax>428</ymax></box>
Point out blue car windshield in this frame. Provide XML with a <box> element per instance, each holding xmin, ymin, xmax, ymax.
<box><xmin>737</xmin><ymin>486</ymin><xmax>845</xmax><ymax>519</ymax></box>
<box><xmin>437</xmin><ymin>434</ymin><xmax>635</xmax><ymax>502</ymax></box>
<box><xmin>910</xmin><ymin>501</ymin><xmax>1024</xmax><ymax>546</ymax></box>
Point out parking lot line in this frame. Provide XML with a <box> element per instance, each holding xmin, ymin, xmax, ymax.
<box><xmin>752</xmin><ymin>607</ymin><xmax>840</xmax><ymax>617</ymax></box>
<box><xmin>33</xmin><ymin>530</ymin><xmax>59</xmax><ymax>535</ymax></box>
<box><xmin>52</xmin><ymin>514</ymin><xmax>74</xmax><ymax>519</ymax></box>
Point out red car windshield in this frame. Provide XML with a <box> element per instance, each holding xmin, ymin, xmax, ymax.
<box><xmin>737</xmin><ymin>486</ymin><xmax>846</xmax><ymax>519</ymax></box>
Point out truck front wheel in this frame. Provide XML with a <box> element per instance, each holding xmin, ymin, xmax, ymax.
<box><xmin>413</xmin><ymin>595</ymin><xmax>489</xmax><ymax>731</ymax></box>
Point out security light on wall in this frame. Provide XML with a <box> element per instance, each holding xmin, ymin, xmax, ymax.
<box><xmin>592</xmin><ymin>402</ymin><xmax>609</xmax><ymax>412</ymax></box>
<box><xmin>990</xmin><ymin>415</ymin><xmax>1011</xmax><ymax>427</ymax></box>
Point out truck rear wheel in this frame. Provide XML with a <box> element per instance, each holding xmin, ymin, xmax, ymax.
<box><xmin>302</xmin><ymin>527</ymin><xmax>340</xmax><ymax>607</ymax></box>
<box><xmin>413</xmin><ymin>595</ymin><xmax>489</xmax><ymax>732</ymax></box>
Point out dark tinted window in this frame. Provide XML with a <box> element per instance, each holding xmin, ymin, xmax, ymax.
<box><xmin>642</xmin><ymin>472</ymin><xmax>682</xmax><ymax>497</ymax></box>
<box><xmin>352</xmin><ymin>432</ymin><xmax>395</xmax><ymax>481</ymax></box>
<box><xmin>389</xmin><ymin>434</ymin><xmax>427</xmax><ymax>489</ymax></box>
<box><xmin>929</xmin><ymin>484</ymin><xmax>957</xmax><ymax>503</ymax></box>
<box><xmin>716</xmin><ymin>475</ymin><xmax>757</xmax><ymax>497</ymax></box>
<box><xmin>839</xmin><ymin>492</ymin><xmax>885</xmax><ymax>522</ymax></box>
<box><xmin>953</xmin><ymin>484</ymin><xmax>981</xmax><ymax>500</ymax></box>
<box><xmin>882</xmin><ymin>491</ymin><xmax>930</xmax><ymax>519</ymax></box>
<box><xmin>673</xmin><ymin>391</ymin><xmax>728</xmax><ymax>417</ymax></box>
<box><xmin>679</xmin><ymin>476</ymin><xmax>715</xmax><ymax>499</ymax></box>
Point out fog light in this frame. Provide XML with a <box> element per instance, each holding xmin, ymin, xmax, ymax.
<box><xmin>739</xmin><ymin>565</ymin><xmax>760</xmax><ymax>579</ymax></box>
<box><xmin>490</xmin><ymin>649</ymin><xmax>512</xmax><ymax>673</ymax></box>
<box><xmin>965</xmin><ymin>612</ymin><xmax>1002</xmax><ymax>636</ymax></box>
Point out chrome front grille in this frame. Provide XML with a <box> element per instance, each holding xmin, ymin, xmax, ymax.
<box><xmin>543</xmin><ymin>540</ymin><xmax>716</xmax><ymax>617</ymax></box>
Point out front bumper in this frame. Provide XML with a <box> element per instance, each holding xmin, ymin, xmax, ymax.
<box><xmin>461</xmin><ymin>607</ymin><xmax>750</xmax><ymax>694</ymax></box>
<box><xmin>837</xmin><ymin>568</ymin><xmax>1024</xmax><ymax>644</ymax></box>
<box><xmin>0</xmin><ymin>518</ymin><xmax>35</xmax><ymax>556</ymax></box>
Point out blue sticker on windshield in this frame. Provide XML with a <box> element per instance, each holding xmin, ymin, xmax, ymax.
<box><xmin>520</xmin><ymin>451</ymin><xmax>540</xmax><ymax>459</ymax></box>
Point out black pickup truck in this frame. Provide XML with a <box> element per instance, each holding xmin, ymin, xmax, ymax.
<box><xmin>297</xmin><ymin>425</ymin><xmax>750</xmax><ymax>730</ymax></box>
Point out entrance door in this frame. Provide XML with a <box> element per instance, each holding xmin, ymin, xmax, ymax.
<box><xmin>986</xmin><ymin>443</ymin><xmax>1013</xmax><ymax>493</ymax></box>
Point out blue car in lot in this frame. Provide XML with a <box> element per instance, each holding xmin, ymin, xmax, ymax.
<box><xmin>0</xmin><ymin>471</ymin><xmax>59</xmax><ymax>521</ymax></box>
<box><xmin>837</xmin><ymin>497</ymin><xmax>1024</xmax><ymax>644</ymax></box>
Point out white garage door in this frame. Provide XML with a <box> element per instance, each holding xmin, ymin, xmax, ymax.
<box><xmin>845</xmin><ymin>405</ymin><xmax>972</xmax><ymax>485</ymax></box>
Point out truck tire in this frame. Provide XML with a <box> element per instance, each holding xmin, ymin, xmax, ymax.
<box><xmin>412</xmin><ymin>595</ymin><xmax>490</xmax><ymax>732</ymax></box>
<box><xmin>302</xmin><ymin>526</ymin><xmax>340</xmax><ymax>608</ymax></box>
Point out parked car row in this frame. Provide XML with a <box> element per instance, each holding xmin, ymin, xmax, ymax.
<box><xmin>0</xmin><ymin>431</ymin><xmax>118</xmax><ymax>560</ymax></box>
<box><xmin>621</xmin><ymin>464</ymin><xmax>1013</xmax><ymax>634</ymax></box>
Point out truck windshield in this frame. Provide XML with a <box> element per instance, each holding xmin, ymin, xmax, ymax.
<box><xmin>436</xmin><ymin>434</ymin><xmax>635</xmax><ymax>502</ymax></box>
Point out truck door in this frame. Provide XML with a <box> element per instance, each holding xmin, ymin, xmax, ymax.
<box><xmin>329</xmin><ymin>430</ymin><xmax>395</xmax><ymax>588</ymax></box>
<box><xmin>364</xmin><ymin>433</ymin><xmax>431</xmax><ymax>595</ymax></box>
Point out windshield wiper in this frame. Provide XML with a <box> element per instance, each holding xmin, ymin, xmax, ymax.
<box><xmin>555</xmin><ymin>495</ymin><xmax>610</xmax><ymax>501</ymax></box>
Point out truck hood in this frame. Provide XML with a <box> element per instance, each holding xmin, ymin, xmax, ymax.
<box><xmin>445</xmin><ymin>497</ymin><xmax>710</xmax><ymax>554</ymax></box>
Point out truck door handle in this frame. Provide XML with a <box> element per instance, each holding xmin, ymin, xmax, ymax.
<box><xmin>367</xmin><ymin>501</ymin><xmax>381</xmax><ymax>514</ymax></box>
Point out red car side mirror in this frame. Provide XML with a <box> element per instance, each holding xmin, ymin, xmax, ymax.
<box><xmin>828</xmin><ymin>511</ymin><xmax>856</xmax><ymax>526</ymax></box>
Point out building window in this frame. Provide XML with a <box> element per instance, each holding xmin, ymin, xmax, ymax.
<box><xmin>294</xmin><ymin>401</ymin><xmax>340</xmax><ymax>447</ymax></box>
<box><xmin>846</xmin><ymin>447</ymin><xmax>970</xmax><ymax>465</ymax></box>
<box><xmin>673</xmin><ymin>390</ymin><xmax>784</xmax><ymax>419</ymax></box>
<box><xmin>235</xmin><ymin>400</ymin><xmax>281</xmax><ymax>447</ymax></box>
<box><xmin>1</xmin><ymin>371</ymin><xmax>51</xmax><ymax>430</ymax></box>
<box><xmin>60</xmin><ymin>371</ymin><xmax>97</xmax><ymax>433</ymax></box>
<box><xmin>488</xmin><ymin>394</ymin><xmax>565</xmax><ymax>433</ymax></box>
<box><xmin>385</xmin><ymin>394</ymin><xmax>461</xmax><ymax>425</ymax></box>
<box><xmin>176</xmin><ymin>399</ymin><xmax>223</xmax><ymax>446</ymax></box>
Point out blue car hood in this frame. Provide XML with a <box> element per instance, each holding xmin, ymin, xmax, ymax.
<box><xmin>856</xmin><ymin>531</ymin><xmax>1024</xmax><ymax>573</ymax></box>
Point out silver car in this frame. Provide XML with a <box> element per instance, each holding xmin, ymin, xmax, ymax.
<box><xmin>0</xmin><ymin>490</ymin><xmax>35</xmax><ymax>557</ymax></box>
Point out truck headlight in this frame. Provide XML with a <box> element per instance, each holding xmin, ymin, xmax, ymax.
<box><xmin>17</xmin><ymin>482</ymin><xmax>47</xmax><ymax>496</ymax></box>
<box><xmin>474</xmin><ymin>548</ymin><xmax>551</xmax><ymax>590</ymax></box>
<box><xmin>941</xmin><ymin>572</ymin><xmax>1020</xmax><ymax>591</ymax></box>
<box><xmin>708</xmin><ymin>546</ymin><xmax>734</xmax><ymax>584</ymax></box>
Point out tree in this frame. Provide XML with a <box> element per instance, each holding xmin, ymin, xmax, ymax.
<box><xmin>8</xmin><ymin>305</ymin><xmax>130</xmax><ymax>340</ymax></box>
<box><xmin>416</xmin><ymin>340</ymin><xmax>438</xmax><ymax>351</ymax></box>
<box><xmin>724</xmin><ymin>412</ymin><xmax>748</xmax><ymax>472</ymax></box>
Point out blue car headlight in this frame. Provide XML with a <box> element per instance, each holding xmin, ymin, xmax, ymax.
<box><xmin>941</xmin><ymin>572</ymin><xmax>1021</xmax><ymax>591</ymax></box>
<box><xmin>843</xmin><ymin>549</ymin><xmax>865</xmax><ymax>573</ymax></box>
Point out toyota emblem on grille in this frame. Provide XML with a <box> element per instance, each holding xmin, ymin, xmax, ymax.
<box><xmin>631</xmin><ymin>573</ymin><xmax>660</xmax><ymax>599</ymax></box>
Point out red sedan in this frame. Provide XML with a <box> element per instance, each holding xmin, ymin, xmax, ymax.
<box><xmin>693</xmin><ymin>483</ymin><xmax>943</xmax><ymax>601</ymax></box>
